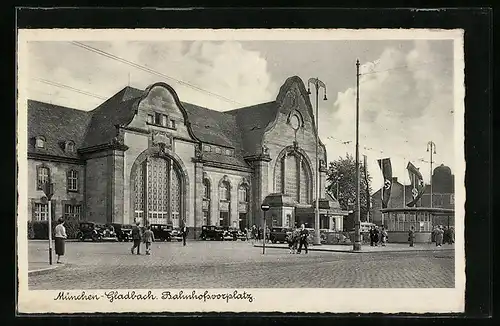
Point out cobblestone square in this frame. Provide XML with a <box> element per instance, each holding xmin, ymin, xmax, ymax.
<box><xmin>27</xmin><ymin>240</ymin><xmax>455</xmax><ymax>289</ymax></box>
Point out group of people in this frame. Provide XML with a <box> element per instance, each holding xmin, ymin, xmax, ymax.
<box><xmin>247</xmin><ymin>225</ymin><xmax>270</xmax><ymax>243</ymax></box>
<box><xmin>408</xmin><ymin>225</ymin><xmax>455</xmax><ymax>247</ymax></box>
<box><xmin>432</xmin><ymin>225</ymin><xmax>455</xmax><ymax>247</ymax></box>
<box><xmin>287</xmin><ymin>224</ymin><xmax>310</xmax><ymax>254</ymax></box>
<box><xmin>130</xmin><ymin>222</ymin><xmax>189</xmax><ymax>255</ymax></box>
<box><xmin>369</xmin><ymin>225</ymin><xmax>389</xmax><ymax>247</ymax></box>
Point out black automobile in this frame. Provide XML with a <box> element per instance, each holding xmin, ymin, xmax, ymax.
<box><xmin>150</xmin><ymin>224</ymin><xmax>173</xmax><ymax>242</ymax></box>
<box><xmin>77</xmin><ymin>222</ymin><xmax>117</xmax><ymax>242</ymax></box>
<box><xmin>269</xmin><ymin>227</ymin><xmax>293</xmax><ymax>244</ymax></box>
<box><xmin>111</xmin><ymin>223</ymin><xmax>133</xmax><ymax>242</ymax></box>
<box><xmin>77</xmin><ymin>222</ymin><xmax>101</xmax><ymax>241</ymax></box>
<box><xmin>200</xmin><ymin>225</ymin><xmax>225</xmax><ymax>241</ymax></box>
<box><xmin>221</xmin><ymin>226</ymin><xmax>247</xmax><ymax>241</ymax></box>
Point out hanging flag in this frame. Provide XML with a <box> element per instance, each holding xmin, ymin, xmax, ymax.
<box><xmin>406</xmin><ymin>161</ymin><xmax>427</xmax><ymax>207</ymax></box>
<box><xmin>377</xmin><ymin>158</ymin><xmax>392</xmax><ymax>208</ymax></box>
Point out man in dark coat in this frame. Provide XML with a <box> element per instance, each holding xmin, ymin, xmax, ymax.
<box><xmin>297</xmin><ymin>224</ymin><xmax>309</xmax><ymax>254</ymax></box>
<box><xmin>130</xmin><ymin>221</ymin><xmax>143</xmax><ymax>255</ymax></box>
<box><xmin>181</xmin><ymin>225</ymin><xmax>188</xmax><ymax>246</ymax></box>
<box><xmin>408</xmin><ymin>226</ymin><xmax>415</xmax><ymax>247</ymax></box>
<box><xmin>369</xmin><ymin>226</ymin><xmax>375</xmax><ymax>246</ymax></box>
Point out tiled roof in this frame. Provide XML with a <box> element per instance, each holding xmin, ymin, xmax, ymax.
<box><xmin>82</xmin><ymin>87</ymin><xmax>141</xmax><ymax>149</ymax></box>
<box><xmin>27</xmin><ymin>100</ymin><xmax>93</xmax><ymax>159</ymax></box>
<box><xmin>226</xmin><ymin>101</ymin><xmax>279</xmax><ymax>157</ymax></box>
<box><xmin>27</xmin><ymin>78</ymin><xmax>294</xmax><ymax>170</ymax></box>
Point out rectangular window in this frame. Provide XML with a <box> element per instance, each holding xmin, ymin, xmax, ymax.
<box><xmin>225</xmin><ymin>149</ymin><xmax>231</xmax><ymax>156</ymax></box>
<box><xmin>154</xmin><ymin>113</ymin><xmax>161</xmax><ymax>125</ymax></box>
<box><xmin>37</xmin><ymin>166</ymin><xmax>50</xmax><ymax>190</ymax></box>
<box><xmin>215</xmin><ymin>147</ymin><xmax>221</xmax><ymax>154</ymax></box>
<box><xmin>203</xmin><ymin>145</ymin><xmax>211</xmax><ymax>152</ymax></box>
<box><xmin>64</xmin><ymin>204</ymin><xmax>81</xmax><ymax>220</ymax></box>
<box><xmin>67</xmin><ymin>170</ymin><xmax>79</xmax><ymax>192</ymax></box>
<box><xmin>161</xmin><ymin>114</ymin><xmax>168</xmax><ymax>127</ymax></box>
<box><xmin>147</xmin><ymin>114</ymin><xmax>154</xmax><ymax>124</ymax></box>
<box><xmin>169</xmin><ymin>119</ymin><xmax>176</xmax><ymax>129</ymax></box>
<box><xmin>34</xmin><ymin>203</ymin><xmax>49</xmax><ymax>221</ymax></box>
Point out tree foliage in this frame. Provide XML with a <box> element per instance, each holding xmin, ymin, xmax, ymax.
<box><xmin>326</xmin><ymin>154</ymin><xmax>373</xmax><ymax>221</ymax></box>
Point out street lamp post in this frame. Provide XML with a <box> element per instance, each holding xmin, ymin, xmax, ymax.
<box><xmin>42</xmin><ymin>182</ymin><xmax>55</xmax><ymax>265</ymax></box>
<box><xmin>261</xmin><ymin>204</ymin><xmax>270</xmax><ymax>254</ymax></box>
<box><xmin>427</xmin><ymin>141</ymin><xmax>437</xmax><ymax>208</ymax></box>
<box><xmin>307</xmin><ymin>77</ymin><xmax>327</xmax><ymax>246</ymax></box>
<box><xmin>353</xmin><ymin>59</ymin><xmax>361</xmax><ymax>251</ymax></box>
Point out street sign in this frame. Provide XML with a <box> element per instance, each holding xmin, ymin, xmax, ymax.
<box><xmin>42</xmin><ymin>182</ymin><xmax>54</xmax><ymax>200</ymax></box>
<box><xmin>261</xmin><ymin>204</ymin><xmax>270</xmax><ymax>211</ymax></box>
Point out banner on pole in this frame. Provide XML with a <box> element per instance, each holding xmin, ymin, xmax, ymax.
<box><xmin>377</xmin><ymin>158</ymin><xmax>392</xmax><ymax>209</ymax></box>
<box><xmin>406</xmin><ymin>161</ymin><xmax>427</xmax><ymax>207</ymax></box>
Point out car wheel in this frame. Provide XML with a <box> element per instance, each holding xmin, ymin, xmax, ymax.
<box><xmin>201</xmin><ymin>235</ymin><xmax>206</xmax><ymax>241</ymax></box>
<box><xmin>271</xmin><ymin>239</ymin><xmax>277</xmax><ymax>244</ymax></box>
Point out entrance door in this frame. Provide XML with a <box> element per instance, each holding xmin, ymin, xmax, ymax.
<box><xmin>239</xmin><ymin>213</ymin><xmax>247</xmax><ymax>231</ymax></box>
<box><xmin>220</xmin><ymin>212</ymin><xmax>230</xmax><ymax>227</ymax></box>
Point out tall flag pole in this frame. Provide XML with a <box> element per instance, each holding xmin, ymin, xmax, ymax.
<box><xmin>353</xmin><ymin>59</ymin><xmax>361</xmax><ymax>251</ymax></box>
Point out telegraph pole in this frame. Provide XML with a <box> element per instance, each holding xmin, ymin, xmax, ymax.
<box><xmin>427</xmin><ymin>141</ymin><xmax>436</xmax><ymax>208</ymax></box>
<box><xmin>307</xmin><ymin>77</ymin><xmax>327</xmax><ymax>246</ymax></box>
<box><xmin>353</xmin><ymin>60</ymin><xmax>361</xmax><ymax>251</ymax></box>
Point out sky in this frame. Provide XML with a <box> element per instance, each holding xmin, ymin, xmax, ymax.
<box><xmin>26</xmin><ymin>38</ymin><xmax>456</xmax><ymax>192</ymax></box>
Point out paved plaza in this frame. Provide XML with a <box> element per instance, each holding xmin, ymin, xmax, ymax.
<box><xmin>27</xmin><ymin>240</ymin><xmax>455</xmax><ymax>289</ymax></box>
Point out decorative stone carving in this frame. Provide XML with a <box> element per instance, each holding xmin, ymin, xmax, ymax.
<box><xmin>262</xmin><ymin>145</ymin><xmax>269</xmax><ymax>156</ymax></box>
<box><xmin>194</xmin><ymin>144</ymin><xmax>202</xmax><ymax>160</ymax></box>
<box><xmin>152</xmin><ymin>131</ymin><xmax>172</xmax><ymax>149</ymax></box>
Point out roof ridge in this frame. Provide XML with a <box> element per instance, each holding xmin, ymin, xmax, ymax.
<box><xmin>225</xmin><ymin>100</ymin><xmax>276</xmax><ymax>115</ymax></box>
<box><xmin>27</xmin><ymin>99</ymin><xmax>90</xmax><ymax>113</ymax></box>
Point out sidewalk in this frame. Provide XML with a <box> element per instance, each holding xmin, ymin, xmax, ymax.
<box><xmin>28</xmin><ymin>261</ymin><xmax>63</xmax><ymax>275</ymax></box>
<box><xmin>253</xmin><ymin>242</ymin><xmax>455</xmax><ymax>253</ymax></box>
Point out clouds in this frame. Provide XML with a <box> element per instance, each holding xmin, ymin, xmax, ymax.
<box><xmin>319</xmin><ymin>40</ymin><xmax>454</xmax><ymax>189</ymax></box>
<box><xmin>26</xmin><ymin>39</ymin><xmax>456</xmax><ymax>193</ymax></box>
<box><xmin>27</xmin><ymin>41</ymin><xmax>276</xmax><ymax>111</ymax></box>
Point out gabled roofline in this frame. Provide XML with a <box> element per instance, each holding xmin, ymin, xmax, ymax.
<box><xmin>121</xmin><ymin>82</ymin><xmax>202</xmax><ymax>143</ymax></box>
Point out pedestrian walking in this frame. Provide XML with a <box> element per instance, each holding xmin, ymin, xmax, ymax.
<box><xmin>436</xmin><ymin>225</ymin><xmax>444</xmax><ymax>247</ymax></box>
<box><xmin>181</xmin><ymin>225</ymin><xmax>188</xmax><ymax>246</ymax></box>
<box><xmin>297</xmin><ymin>224</ymin><xmax>309</xmax><ymax>254</ymax></box>
<box><xmin>380</xmin><ymin>226</ymin><xmax>388</xmax><ymax>246</ymax></box>
<box><xmin>143</xmin><ymin>226</ymin><xmax>155</xmax><ymax>255</ymax></box>
<box><xmin>408</xmin><ymin>226</ymin><xmax>415</xmax><ymax>247</ymax></box>
<box><xmin>369</xmin><ymin>225</ymin><xmax>375</xmax><ymax>246</ymax></box>
<box><xmin>449</xmin><ymin>226</ymin><xmax>455</xmax><ymax>244</ymax></box>
<box><xmin>130</xmin><ymin>221</ymin><xmax>143</xmax><ymax>255</ymax></box>
<box><xmin>373</xmin><ymin>226</ymin><xmax>380</xmax><ymax>246</ymax></box>
<box><xmin>54</xmin><ymin>218</ymin><xmax>67</xmax><ymax>264</ymax></box>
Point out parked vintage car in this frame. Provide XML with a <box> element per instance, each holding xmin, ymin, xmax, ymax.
<box><xmin>170</xmin><ymin>228</ymin><xmax>184</xmax><ymax>242</ymax></box>
<box><xmin>77</xmin><ymin>222</ymin><xmax>118</xmax><ymax>242</ymax></box>
<box><xmin>150</xmin><ymin>224</ymin><xmax>173</xmax><ymax>242</ymax></box>
<box><xmin>269</xmin><ymin>227</ymin><xmax>293</xmax><ymax>244</ymax></box>
<box><xmin>200</xmin><ymin>225</ymin><xmax>225</xmax><ymax>241</ymax></box>
<box><xmin>111</xmin><ymin>223</ymin><xmax>133</xmax><ymax>242</ymax></box>
<box><xmin>221</xmin><ymin>226</ymin><xmax>247</xmax><ymax>241</ymax></box>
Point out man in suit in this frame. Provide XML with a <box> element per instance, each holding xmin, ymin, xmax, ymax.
<box><xmin>130</xmin><ymin>221</ymin><xmax>143</xmax><ymax>255</ymax></box>
<box><xmin>182</xmin><ymin>225</ymin><xmax>188</xmax><ymax>246</ymax></box>
<box><xmin>297</xmin><ymin>224</ymin><xmax>309</xmax><ymax>254</ymax></box>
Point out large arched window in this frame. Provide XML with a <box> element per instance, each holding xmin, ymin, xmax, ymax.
<box><xmin>218</xmin><ymin>176</ymin><xmax>231</xmax><ymax>227</ymax></box>
<box><xmin>203</xmin><ymin>178</ymin><xmax>211</xmax><ymax>225</ymax></box>
<box><xmin>219</xmin><ymin>181</ymin><xmax>230</xmax><ymax>201</ymax></box>
<box><xmin>238</xmin><ymin>185</ymin><xmax>248</xmax><ymax>202</ymax></box>
<box><xmin>132</xmin><ymin>155</ymin><xmax>184</xmax><ymax>227</ymax></box>
<box><xmin>273</xmin><ymin>149</ymin><xmax>312</xmax><ymax>204</ymax></box>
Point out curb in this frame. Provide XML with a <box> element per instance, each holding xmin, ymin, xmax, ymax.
<box><xmin>28</xmin><ymin>264</ymin><xmax>65</xmax><ymax>276</ymax></box>
<box><xmin>253</xmin><ymin>244</ymin><xmax>454</xmax><ymax>254</ymax></box>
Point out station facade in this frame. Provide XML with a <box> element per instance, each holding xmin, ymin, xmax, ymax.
<box><xmin>28</xmin><ymin>76</ymin><xmax>345</xmax><ymax>237</ymax></box>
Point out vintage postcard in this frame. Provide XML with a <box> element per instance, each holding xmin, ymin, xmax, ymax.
<box><xmin>16</xmin><ymin>28</ymin><xmax>465</xmax><ymax>314</ymax></box>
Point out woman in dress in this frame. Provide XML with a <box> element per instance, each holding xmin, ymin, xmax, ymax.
<box><xmin>54</xmin><ymin>218</ymin><xmax>67</xmax><ymax>264</ymax></box>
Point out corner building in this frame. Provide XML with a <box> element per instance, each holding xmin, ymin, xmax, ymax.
<box><xmin>27</xmin><ymin>76</ymin><xmax>331</xmax><ymax>237</ymax></box>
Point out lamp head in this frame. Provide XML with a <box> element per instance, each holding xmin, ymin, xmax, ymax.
<box><xmin>323</xmin><ymin>94</ymin><xmax>328</xmax><ymax>101</ymax></box>
<box><xmin>307</xmin><ymin>87</ymin><xmax>311</xmax><ymax>95</ymax></box>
